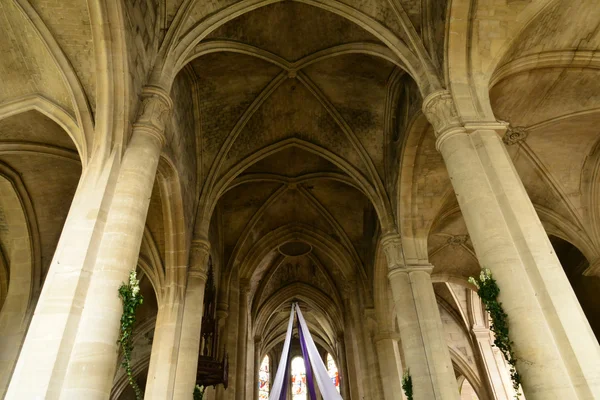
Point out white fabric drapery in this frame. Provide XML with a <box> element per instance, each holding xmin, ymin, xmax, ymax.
<box><xmin>268</xmin><ymin>303</ymin><xmax>343</xmax><ymax>400</ymax></box>
<box><xmin>296</xmin><ymin>304</ymin><xmax>343</xmax><ymax>400</ymax></box>
<box><xmin>269</xmin><ymin>304</ymin><xmax>295</xmax><ymax>400</ymax></box>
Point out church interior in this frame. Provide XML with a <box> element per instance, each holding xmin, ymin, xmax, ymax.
<box><xmin>0</xmin><ymin>0</ymin><xmax>600</xmax><ymax>399</ymax></box>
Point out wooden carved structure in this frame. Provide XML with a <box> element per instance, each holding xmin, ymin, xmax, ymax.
<box><xmin>196</xmin><ymin>260</ymin><xmax>228</xmax><ymax>388</ymax></box>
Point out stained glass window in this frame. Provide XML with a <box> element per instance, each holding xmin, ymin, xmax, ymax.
<box><xmin>326</xmin><ymin>353</ymin><xmax>340</xmax><ymax>393</ymax></box>
<box><xmin>291</xmin><ymin>357</ymin><xmax>307</xmax><ymax>400</ymax></box>
<box><xmin>258</xmin><ymin>355</ymin><xmax>270</xmax><ymax>400</ymax></box>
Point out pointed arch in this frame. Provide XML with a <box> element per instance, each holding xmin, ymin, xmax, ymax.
<box><xmin>0</xmin><ymin>96</ymin><xmax>85</xmax><ymax>164</ymax></box>
<box><xmin>154</xmin><ymin>0</ymin><xmax>439</xmax><ymax>95</ymax></box>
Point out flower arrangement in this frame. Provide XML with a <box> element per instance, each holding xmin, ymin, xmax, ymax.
<box><xmin>469</xmin><ymin>269</ymin><xmax>521</xmax><ymax>398</ymax></box>
<box><xmin>401</xmin><ymin>369</ymin><xmax>413</xmax><ymax>400</ymax></box>
<box><xmin>193</xmin><ymin>384</ymin><xmax>205</xmax><ymax>400</ymax></box>
<box><xmin>118</xmin><ymin>270</ymin><xmax>144</xmax><ymax>400</ymax></box>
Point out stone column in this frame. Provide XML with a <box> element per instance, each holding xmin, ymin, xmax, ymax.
<box><xmin>145</xmin><ymin>286</ymin><xmax>185</xmax><ymax>399</ymax></box>
<box><xmin>254</xmin><ymin>337</ymin><xmax>261</xmax><ymax>400</ymax></box>
<box><xmin>58</xmin><ymin>86</ymin><xmax>172</xmax><ymax>400</ymax></box>
<box><xmin>173</xmin><ymin>240</ymin><xmax>211</xmax><ymax>400</ymax></box>
<box><xmin>381</xmin><ymin>234</ymin><xmax>459</xmax><ymax>400</ymax></box>
<box><xmin>342</xmin><ymin>286</ymin><xmax>370</xmax><ymax>399</ymax></box>
<box><xmin>423</xmin><ymin>90</ymin><xmax>600</xmax><ymax>399</ymax></box>
<box><xmin>235</xmin><ymin>280</ymin><xmax>250</xmax><ymax>400</ymax></box>
<box><xmin>5</xmin><ymin>151</ymin><xmax>121</xmax><ymax>399</ymax></box>
<box><xmin>374</xmin><ymin>332</ymin><xmax>404</xmax><ymax>400</ymax></box>
<box><xmin>336</xmin><ymin>334</ymin><xmax>351</xmax><ymax>400</ymax></box>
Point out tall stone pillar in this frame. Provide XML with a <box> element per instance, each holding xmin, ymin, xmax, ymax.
<box><xmin>336</xmin><ymin>334</ymin><xmax>351</xmax><ymax>400</ymax></box>
<box><xmin>253</xmin><ymin>337</ymin><xmax>261</xmax><ymax>400</ymax></box>
<box><xmin>172</xmin><ymin>240</ymin><xmax>211</xmax><ymax>400</ymax></box>
<box><xmin>235</xmin><ymin>280</ymin><xmax>250</xmax><ymax>400</ymax></box>
<box><xmin>374</xmin><ymin>332</ymin><xmax>404</xmax><ymax>400</ymax></box>
<box><xmin>342</xmin><ymin>285</ymin><xmax>369</xmax><ymax>399</ymax></box>
<box><xmin>58</xmin><ymin>86</ymin><xmax>172</xmax><ymax>400</ymax></box>
<box><xmin>423</xmin><ymin>90</ymin><xmax>600</xmax><ymax>399</ymax></box>
<box><xmin>381</xmin><ymin>235</ymin><xmax>459</xmax><ymax>400</ymax></box>
<box><xmin>5</xmin><ymin>151</ymin><xmax>121</xmax><ymax>399</ymax></box>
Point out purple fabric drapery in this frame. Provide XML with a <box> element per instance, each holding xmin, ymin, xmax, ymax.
<box><xmin>279</xmin><ymin>351</ymin><xmax>291</xmax><ymax>400</ymax></box>
<box><xmin>299</xmin><ymin>322</ymin><xmax>318</xmax><ymax>400</ymax></box>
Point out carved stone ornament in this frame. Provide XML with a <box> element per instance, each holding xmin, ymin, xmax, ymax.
<box><xmin>381</xmin><ymin>234</ymin><xmax>404</xmax><ymax>270</ymax></box>
<box><xmin>503</xmin><ymin>126</ymin><xmax>528</xmax><ymax>145</ymax></box>
<box><xmin>190</xmin><ymin>239</ymin><xmax>211</xmax><ymax>277</ymax></box>
<box><xmin>135</xmin><ymin>86</ymin><xmax>173</xmax><ymax>135</ymax></box>
<box><xmin>422</xmin><ymin>90</ymin><xmax>461</xmax><ymax>136</ymax></box>
<box><xmin>447</xmin><ymin>235</ymin><xmax>469</xmax><ymax>246</ymax></box>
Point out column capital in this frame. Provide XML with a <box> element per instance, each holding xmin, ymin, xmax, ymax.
<box><xmin>381</xmin><ymin>233</ymin><xmax>404</xmax><ymax>271</ymax></box>
<box><xmin>387</xmin><ymin>263</ymin><xmax>434</xmax><ymax>280</ymax></box>
<box><xmin>133</xmin><ymin>85</ymin><xmax>173</xmax><ymax>146</ymax></box>
<box><xmin>239</xmin><ymin>278</ymin><xmax>251</xmax><ymax>294</ymax></box>
<box><xmin>216</xmin><ymin>308</ymin><xmax>229</xmax><ymax>321</ymax></box>
<box><xmin>189</xmin><ymin>239</ymin><xmax>211</xmax><ymax>279</ymax></box>
<box><xmin>422</xmin><ymin>90</ymin><xmax>462</xmax><ymax>136</ymax></box>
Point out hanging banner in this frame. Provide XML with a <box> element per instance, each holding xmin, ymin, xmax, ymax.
<box><xmin>269</xmin><ymin>304</ymin><xmax>295</xmax><ymax>400</ymax></box>
<box><xmin>299</xmin><ymin>321</ymin><xmax>318</xmax><ymax>400</ymax></box>
<box><xmin>296</xmin><ymin>304</ymin><xmax>343</xmax><ymax>400</ymax></box>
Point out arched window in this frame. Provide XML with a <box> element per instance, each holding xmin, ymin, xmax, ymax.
<box><xmin>291</xmin><ymin>356</ymin><xmax>307</xmax><ymax>400</ymax></box>
<box><xmin>258</xmin><ymin>355</ymin><xmax>270</xmax><ymax>400</ymax></box>
<box><xmin>326</xmin><ymin>353</ymin><xmax>340</xmax><ymax>393</ymax></box>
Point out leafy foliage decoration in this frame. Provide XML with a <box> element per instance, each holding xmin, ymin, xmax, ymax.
<box><xmin>469</xmin><ymin>269</ymin><xmax>522</xmax><ymax>399</ymax></box>
<box><xmin>118</xmin><ymin>270</ymin><xmax>144</xmax><ymax>400</ymax></box>
<box><xmin>402</xmin><ymin>369</ymin><xmax>413</xmax><ymax>400</ymax></box>
<box><xmin>193</xmin><ymin>384</ymin><xmax>205</xmax><ymax>400</ymax></box>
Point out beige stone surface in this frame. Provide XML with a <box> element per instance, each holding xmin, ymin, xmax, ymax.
<box><xmin>1</xmin><ymin>1</ymin><xmax>600</xmax><ymax>400</ymax></box>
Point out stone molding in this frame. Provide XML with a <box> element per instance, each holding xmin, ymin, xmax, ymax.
<box><xmin>422</xmin><ymin>90</ymin><xmax>461</xmax><ymax>136</ymax></box>
<box><xmin>133</xmin><ymin>86</ymin><xmax>173</xmax><ymax>146</ymax></box>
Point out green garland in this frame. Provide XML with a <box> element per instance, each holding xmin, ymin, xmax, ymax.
<box><xmin>118</xmin><ymin>270</ymin><xmax>144</xmax><ymax>400</ymax></box>
<box><xmin>193</xmin><ymin>384</ymin><xmax>205</xmax><ymax>400</ymax></box>
<box><xmin>402</xmin><ymin>369</ymin><xmax>413</xmax><ymax>400</ymax></box>
<box><xmin>469</xmin><ymin>269</ymin><xmax>521</xmax><ymax>399</ymax></box>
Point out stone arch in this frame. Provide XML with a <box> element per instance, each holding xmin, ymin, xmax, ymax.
<box><xmin>239</xmin><ymin>223</ymin><xmax>360</xmax><ymax>282</ymax></box>
<box><xmin>156</xmin><ymin>0</ymin><xmax>440</xmax><ymax>95</ymax></box>
<box><xmin>397</xmin><ymin>111</ymin><xmax>453</xmax><ymax>262</ymax></box>
<box><xmin>450</xmin><ymin>348</ymin><xmax>485</xmax><ymax>400</ymax></box>
<box><xmin>445</xmin><ymin>0</ymin><xmax>560</xmax><ymax>121</ymax></box>
<box><xmin>0</xmin><ymin>97</ymin><xmax>86</xmax><ymax>164</ymax></box>
<box><xmin>200</xmin><ymin>139</ymin><xmax>394</xmax><ymax>237</ymax></box>
<box><xmin>548</xmin><ymin>235</ymin><xmax>600</xmax><ymax>339</ymax></box>
<box><xmin>255</xmin><ymin>282</ymin><xmax>343</xmax><ymax>344</ymax></box>
<box><xmin>11</xmin><ymin>0</ymin><xmax>94</xmax><ymax>147</ymax></box>
<box><xmin>0</xmin><ymin>163</ymin><xmax>41</xmax><ymax>396</ymax></box>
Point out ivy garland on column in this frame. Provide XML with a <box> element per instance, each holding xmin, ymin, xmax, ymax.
<box><xmin>469</xmin><ymin>269</ymin><xmax>522</xmax><ymax>399</ymax></box>
<box><xmin>402</xmin><ymin>370</ymin><xmax>413</xmax><ymax>400</ymax></box>
<box><xmin>193</xmin><ymin>384</ymin><xmax>205</xmax><ymax>400</ymax></box>
<box><xmin>118</xmin><ymin>270</ymin><xmax>144</xmax><ymax>400</ymax></box>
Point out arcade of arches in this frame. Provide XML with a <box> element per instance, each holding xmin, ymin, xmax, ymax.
<box><xmin>0</xmin><ymin>0</ymin><xmax>600</xmax><ymax>399</ymax></box>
